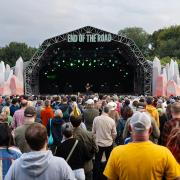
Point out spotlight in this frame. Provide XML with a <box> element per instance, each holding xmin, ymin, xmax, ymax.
<box><xmin>70</xmin><ymin>63</ymin><xmax>73</xmax><ymax>66</ymax></box>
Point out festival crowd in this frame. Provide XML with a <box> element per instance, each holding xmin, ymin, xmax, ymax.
<box><xmin>0</xmin><ymin>94</ymin><xmax>180</xmax><ymax>180</ymax></box>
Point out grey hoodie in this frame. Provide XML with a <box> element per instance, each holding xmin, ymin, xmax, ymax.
<box><xmin>5</xmin><ymin>150</ymin><xmax>75</xmax><ymax>180</ymax></box>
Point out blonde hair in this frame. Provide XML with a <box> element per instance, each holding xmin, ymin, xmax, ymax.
<box><xmin>2</xmin><ymin>106</ymin><xmax>10</xmax><ymax>116</ymax></box>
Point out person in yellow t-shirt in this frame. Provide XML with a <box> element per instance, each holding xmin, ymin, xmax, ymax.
<box><xmin>104</xmin><ymin>112</ymin><xmax>180</xmax><ymax>180</ymax></box>
<box><xmin>145</xmin><ymin>96</ymin><xmax>160</xmax><ymax>127</ymax></box>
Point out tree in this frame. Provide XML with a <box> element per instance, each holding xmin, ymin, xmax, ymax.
<box><xmin>150</xmin><ymin>25</ymin><xmax>180</xmax><ymax>59</ymax></box>
<box><xmin>118</xmin><ymin>27</ymin><xmax>150</xmax><ymax>57</ymax></box>
<box><xmin>0</xmin><ymin>42</ymin><xmax>37</xmax><ymax>66</ymax></box>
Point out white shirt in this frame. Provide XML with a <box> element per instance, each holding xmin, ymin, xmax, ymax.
<box><xmin>92</xmin><ymin>113</ymin><xmax>117</xmax><ymax>147</ymax></box>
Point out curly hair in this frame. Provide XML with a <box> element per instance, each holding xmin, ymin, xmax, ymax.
<box><xmin>166</xmin><ymin>127</ymin><xmax>180</xmax><ymax>163</ymax></box>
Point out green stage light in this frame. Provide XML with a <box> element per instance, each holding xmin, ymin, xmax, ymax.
<box><xmin>109</xmin><ymin>60</ymin><xmax>111</xmax><ymax>62</ymax></box>
<box><xmin>126</xmin><ymin>72</ymin><xmax>128</xmax><ymax>75</ymax></box>
<box><xmin>82</xmin><ymin>63</ymin><xmax>85</xmax><ymax>66</ymax></box>
<box><xmin>112</xmin><ymin>64</ymin><xmax>115</xmax><ymax>67</ymax></box>
<box><xmin>93</xmin><ymin>60</ymin><xmax>96</xmax><ymax>63</ymax></box>
<box><xmin>78</xmin><ymin>60</ymin><xmax>80</xmax><ymax>63</ymax></box>
<box><xmin>70</xmin><ymin>63</ymin><xmax>73</xmax><ymax>66</ymax></box>
<box><xmin>89</xmin><ymin>63</ymin><xmax>92</xmax><ymax>66</ymax></box>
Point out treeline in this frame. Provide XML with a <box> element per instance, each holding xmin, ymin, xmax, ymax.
<box><xmin>0</xmin><ymin>42</ymin><xmax>37</xmax><ymax>66</ymax></box>
<box><xmin>0</xmin><ymin>25</ymin><xmax>180</xmax><ymax>67</ymax></box>
<box><xmin>118</xmin><ymin>25</ymin><xmax>180</xmax><ymax>66</ymax></box>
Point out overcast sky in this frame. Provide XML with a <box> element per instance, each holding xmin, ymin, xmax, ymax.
<box><xmin>1</xmin><ymin>0</ymin><xmax>180</xmax><ymax>47</ymax></box>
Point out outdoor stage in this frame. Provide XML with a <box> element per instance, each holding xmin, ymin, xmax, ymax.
<box><xmin>25</xmin><ymin>26</ymin><xmax>152</xmax><ymax>96</ymax></box>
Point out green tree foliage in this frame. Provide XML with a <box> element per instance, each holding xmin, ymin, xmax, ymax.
<box><xmin>0</xmin><ymin>42</ymin><xmax>37</xmax><ymax>66</ymax></box>
<box><xmin>118</xmin><ymin>27</ymin><xmax>150</xmax><ymax>57</ymax></box>
<box><xmin>150</xmin><ymin>25</ymin><xmax>180</xmax><ymax>59</ymax></box>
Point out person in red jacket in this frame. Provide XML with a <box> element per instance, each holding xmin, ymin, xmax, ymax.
<box><xmin>41</xmin><ymin>100</ymin><xmax>54</xmax><ymax>127</ymax></box>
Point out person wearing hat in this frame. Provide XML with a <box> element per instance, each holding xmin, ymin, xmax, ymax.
<box><xmin>107</xmin><ymin>101</ymin><xmax>120</xmax><ymax>126</ymax></box>
<box><xmin>104</xmin><ymin>112</ymin><xmax>180</xmax><ymax>180</ymax></box>
<box><xmin>14</xmin><ymin>106</ymin><xmax>37</xmax><ymax>153</ymax></box>
<box><xmin>83</xmin><ymin>99</ymin><xmax>99</xmax><ymax>131</ymax></box>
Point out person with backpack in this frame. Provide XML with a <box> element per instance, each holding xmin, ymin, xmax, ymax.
<box><xmin>59</xmin><ymin>97</ymin><xmax>72</xmax><ymax>122</ymax></box>
<box><xmin>70</xmin><ymin>115</ymin><xmax>98</xmax><ymax>180</ymax></box>
<box><xmin>55</xmin><ymin>123</ymin><xmax>92</xmax><ymax>180</ymax></box>
<box><xmin>47</xmin><ymin>109</ymin><xmax>65</xmax><ymax>154</ymax></box>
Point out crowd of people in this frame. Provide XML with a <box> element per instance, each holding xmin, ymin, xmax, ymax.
<box><xmin>0</xmin><ymin>94</ymin><xmax>180</xmax><ymax>180</ymax></box>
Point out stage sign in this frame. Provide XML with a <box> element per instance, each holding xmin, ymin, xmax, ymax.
<box><xmin>67</xmin><ymin>34</ymin><xmax>112</xmax><ymax>43</ymax></box>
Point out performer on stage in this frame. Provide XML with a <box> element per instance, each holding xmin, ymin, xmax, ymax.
<box><xmin>85</xmin><ymin>83</ymin><xmax>93</xmax><ymax>95</ymax></box>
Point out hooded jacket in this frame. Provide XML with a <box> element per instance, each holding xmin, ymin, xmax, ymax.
<box><xmin>146</xmin><ymin>105</ymin><xmax>160</xmax><ymax>127</ymax></box>
<box><xmin>5</xmin><ymin>150</ymin><xmax>75</xmax><ymax>180</ymax></box>
<box><xmin>47</xmin><ymin>117</ymin><xmax>64</xmax><ymax>145</ymax></box>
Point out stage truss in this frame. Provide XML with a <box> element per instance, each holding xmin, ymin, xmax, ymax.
<box><xmin>24</xmin><ymin>26</ymin><xmax>152</xmax><ymax>95</ymax></box>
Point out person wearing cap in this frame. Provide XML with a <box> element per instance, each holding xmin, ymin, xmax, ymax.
<box><xmin>83</xmin><ymin>99</ymin><xmax>99</xmax><ymax>131</ymax></box>
<box><xmin>162</xmin><ymin>102</ymin><xmax>180</xmax><ymax>146</ymax></box>
<box><xmin>145</xmin><ymin>96</ymin><xmax>160</xmax><ymax>127</ymax></box>
<box><xmin>11</xmin><ymin>99</ymin><xmax>28</xmax><ymax>129</ymax></box>
<box><xmin>107</xmin><ymin>101</ymin><xmax>120</xmax><ymax>126</ymax></box>
<box><xmin>122</xmin><ymin>110</ymin><xmax>160</xmax><ymax>144</ymax></box>
<box><xmin>104</xmin><ymin>112</ymin><xmax>180</xmax><ymax>180</ymax></box>
<box><xmin>14</xmin><ymin>106</ymin><xmax>37</xmax><ymax>153</ymax></box>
